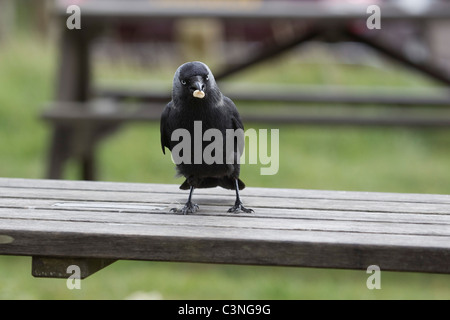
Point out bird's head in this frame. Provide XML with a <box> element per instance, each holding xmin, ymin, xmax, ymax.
<box><xmin>172</xmin><ymin>61</ymin><xmax>219</xmax><ymax>103</ymax></box>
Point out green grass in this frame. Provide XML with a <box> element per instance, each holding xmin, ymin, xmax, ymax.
<box><xmin>0</xmin><ymin>31</ymin><xmax>449</xmax><ymax>300</ymax></box>
<box><xmin>0</xmin><ymin>33</ymin><xmax>54</xmax><ymax>178</ymax></box>
<box><xmin>1</xmin><ymin>257</ymin><xmax>449</xmax><ymax>300</ymax></box>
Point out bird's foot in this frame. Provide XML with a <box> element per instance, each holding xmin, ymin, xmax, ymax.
<box><xmin>170</xmin><ymin>201</ymin><xmax>199</xmax><ymax>215</ymax></box>
<box><xmin>227</xmin><ymin>201</ymin><xmax>254</xmax><ymax>214</ymax></box>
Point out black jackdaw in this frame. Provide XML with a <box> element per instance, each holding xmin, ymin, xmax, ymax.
<box><xmin>160</xmin><ymin>61</ymin><xmax>253</xmax><ymax>214</ymax></box>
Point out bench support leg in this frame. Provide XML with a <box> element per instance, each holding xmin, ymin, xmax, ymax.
<box><xmin>47</xmin><ymin>28</ymin><xmax>95</xmax><ymax>180</ymax></box>
<box><xmin>80</xmin><ymin>146</ymin><xmax>96</xmax><ymax>181</ymax></box>
<box><xmin>46</xmin><ymin>126</ymin><xmax>73</xmax><ymax>179</ymax></box>
<box><xmin>32</xmin><ymin>256</ymin><xmax>116</xmax><ymax>279</ymax></box>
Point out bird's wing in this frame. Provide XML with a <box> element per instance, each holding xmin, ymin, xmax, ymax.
<box><xmin>223</xmin><ymin>96</ymin><xmax>244</xmax><ymax>131</ymax></box>
<box><xmin>160</xmin><ymin>101</ymin><xmax>173</xmax><ymax>154</ymax></box>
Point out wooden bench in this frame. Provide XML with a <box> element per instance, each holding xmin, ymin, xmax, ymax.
<box><xmin>0</xmin><ymin>177</ymin><xmax>449</xmax><ymax>279</ymax></box>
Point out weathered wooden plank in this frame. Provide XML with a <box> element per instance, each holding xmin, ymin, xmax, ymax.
<box><xmin>1</xmin><ymin>216</ymin><xmax>448</xmax><ymax>249</ymax></box>
<box><xmin>0</xmin><ymin>219</ymin><xmax>449</xmax><ymax>273</ymax></box>
<box><xmin>0</xmin><ymin>207</ymin><xmax>448</xmax><ymax>237</ymax></box>
<box><xmin>1</xmin><ymin>197</ymin><xmax>450</xmax><ymax>225</ymax></box>
<box><xmin>2</xmin><ymin>178</ymin><xmax>450</xmax><ymax>205</ymax></box>
<box><xmin>1</xmin><ymin>186</ymin><xmax>449</xmax><ymax>215</ymax></box>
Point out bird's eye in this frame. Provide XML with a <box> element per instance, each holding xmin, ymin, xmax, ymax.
<box><xmin>205</xmin><ymin>76</ymin><xmax>209</xmax><ymax>81</ymax></box>
<box><xmin>181</xmin><ymin>79</ymin><xmax>187</xmax><ymax>85</ymax></box>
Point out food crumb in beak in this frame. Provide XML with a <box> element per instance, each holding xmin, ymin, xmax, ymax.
<box><xmin>193</xmin><ymin>90</ymin><xmax>205</xmax><ymax>99</ymax></box>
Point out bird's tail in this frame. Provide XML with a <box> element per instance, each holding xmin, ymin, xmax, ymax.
<box><xmin>219</xmin><ymin>177</ymin><xmax>245</xmax><ymax>190</ymax></box>
<box><xmin>179</xmin><ymin>177</ymin><xmax>245</xmax><ymax>190</ymax></box>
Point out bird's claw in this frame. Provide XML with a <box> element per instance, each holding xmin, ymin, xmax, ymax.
<box><xmin>227</xmin><ymin>202</ymin><xmax>254</xmax><ymax>214</ymax></box>
<box><xmin>171</xmin><ymin>202</ymin><xmax>199</xmax><ymax>215</ymax></box>
<box><xmin>182</xmin><ymin>202</ymin><xmax>199</xmax><ymax>215</ymax></box>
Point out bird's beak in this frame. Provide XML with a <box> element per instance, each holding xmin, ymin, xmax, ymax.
<box><xmin>192</xmin><ymin>81</ymin><xmax>205</xmax><ymax>99</ymax></box>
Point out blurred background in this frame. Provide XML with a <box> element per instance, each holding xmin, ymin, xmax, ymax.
<box><xmin>0</xmin><ymin>0</ymin><xmax>449</xmax><ymax>299</ymax></box>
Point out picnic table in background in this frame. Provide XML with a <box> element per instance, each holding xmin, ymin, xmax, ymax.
<box><xmin>43</xmin><ymin>0</ymin><xmax>450</xmax><ymax>180</ymax></box>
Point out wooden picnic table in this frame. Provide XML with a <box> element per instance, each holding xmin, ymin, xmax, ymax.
<box><xmin>0</xmin><ymin>177</ymin><xmax>449</xmax><ymax>278</ymax></box>
<box><xmin>58</xmin><ymin>0</ymin><xmax>450</xmax><ymax>22</ymax></box>
<box><xmin>45</xmin><ymin>1</ymin><xmax>450</xmax><ymax>180</ymax></box>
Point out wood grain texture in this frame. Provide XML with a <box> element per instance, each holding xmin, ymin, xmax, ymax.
<box><xmin>0</xmin><ymin>178</ymin><xmax>449</xmax><ymax>274</ymax></box>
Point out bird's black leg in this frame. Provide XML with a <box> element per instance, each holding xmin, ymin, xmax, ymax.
<box><xmin>171</xmin><ymin>186</ymin><xmax>199</xmax><ymax>215</ymax></box>
<box><xmin>228</xmin><ymin>179</ymin><xmax>254</xmax><ymax>214</ymax></box>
